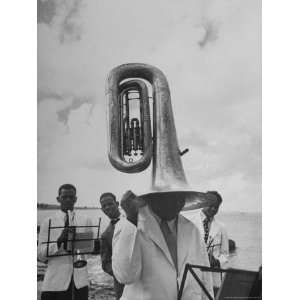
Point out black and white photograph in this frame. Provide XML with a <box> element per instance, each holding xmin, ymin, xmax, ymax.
<box><xmin>36</xmin><ymin>0</ymin><xmax>262</xmax><ymax>299</ymax></box>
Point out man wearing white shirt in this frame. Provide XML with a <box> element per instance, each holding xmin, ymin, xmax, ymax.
<box><xmin>112</xmin><ymin>191</ymin><xmax>213</xmax><ymax>300</ymax></box>
<box><xmin>182</xmin><ymin>191</ymin><xmax>229</xmax><ymax>295</ymax></box>
<box><xmin>38</xmin><ymin>184</ymin><xmax>93</xmax><ymax>300</ymax></box>
<box><xmin>99</xmin><ymin>192</ymin><xmax>125</xmax><ymax>299</ymax></box>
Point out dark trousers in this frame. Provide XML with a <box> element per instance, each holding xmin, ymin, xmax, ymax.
<box><xmin>41</xmin><ymin>278</ymin><xmax>88</xmax><ymax>300</ymax></box>
<box><xmin>113</xmin><ymin>277</ymin><xmax>124</xmax><ymax>300</ymax></box>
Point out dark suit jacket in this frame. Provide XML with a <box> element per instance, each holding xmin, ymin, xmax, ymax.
<box><xmin>100</xmin><ymin>221</ymin><xmax>124</xmax><ymax>299</ymax></box>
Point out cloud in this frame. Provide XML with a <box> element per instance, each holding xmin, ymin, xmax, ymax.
<box><xmin>197</xmin><ymin>20</ymin><xmax>219</xmax><ymax>48</ymax></box>
<box><xmin>56</xmin><ymin>96</ymin><xmax>95</xmax><ymax>125</ymax></box>
<box><xmin>37</xmin><ymin>0</ymin><xmax>84</xmax><ymax>42</ymax></box>
<box><xmin>37</xmin><ymin>0</ymin><xmax>56</xmax><ymax>25</ymax></box>
<box><xmin>38</xmin><ymin>90</ymin><xmax>96</xmax><ymax>126</ymax></box>
<box><xmin>55</xmin><ymin>0</ymin><xmax>83</xmax><ymax>43</ymax></box>
<box><xmin>38</xmin><ymin>98</ymin><xmax>107</xmax><ymax>171</ymax></box>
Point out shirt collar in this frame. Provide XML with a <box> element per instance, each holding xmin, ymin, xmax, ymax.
<box><xmin>110</xmin><ymin>217</ymin><xmax>120</xmax><ymax>225</ymax></box>
<box><xmin>201</xmin><ymin>209</ymin><xmax>214</xmax><ymax>222</ymax></box>
<box><xmin>57</xmin><ymin>209</ymin><xmax>75</xmax><ymax>220</ymax></box>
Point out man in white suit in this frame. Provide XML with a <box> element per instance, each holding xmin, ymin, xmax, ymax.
<box><xmin>38</xmin><ymin>184</ymin><xmax>93</xmax><ymax>300</ymax></box>
<box><xmin>112</xmin><ymin>191</ymin><xmax>213</xmax><ymax>300</ymax></box>
<box><xmin>182</xmin><ymin>191</ymin><xmax>229</xmax><ymax>295</ymax></box>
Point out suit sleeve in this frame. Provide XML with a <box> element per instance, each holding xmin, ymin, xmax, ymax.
<box><xmin>198</xmin><ymin>229</ymin><xmax>214</xmax><ymax>300</ymax></box>
<box><xmin>112</xmin><ymin>218</ymin><xmax>142</xmax><ymax>284</ymax></box>
<box><xmin>37</xmin><ymin>218</ymin><xmax>60</xmax><ymax>262</ymax></box>
<box><xmin>100</xmin><ymin>234</ymin><xmax>113</xmax><ymax>276</ymax></box>
<box><xmin>215</xmin><ymin>226</ymin><xmax>229</xmax><ymax>267</ymax></box>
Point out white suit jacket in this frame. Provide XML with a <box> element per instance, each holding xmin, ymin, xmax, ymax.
<box><xmin>37</xmin><ymin>210</ymin><xmax>93</xmax><ymax>291</ymax></box>
<box><xmin>181</xmin><ymin>209</ymin><xmax>229</xmax><ymax>287</ymax></box>
<box><xmin>112</xmin><ymin>206</ymin><xmax>213</xmax><ymax>300</ymax></box>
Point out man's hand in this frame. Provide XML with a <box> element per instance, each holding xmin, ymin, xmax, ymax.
<box><xmin>209</xmin><ymin>255</ymin><xmax>220</xmax><ymax>268</ymax></box>
<box><xmin>93</xmin><ymin>238</ymin><xmax>101</xmax><ymax>254</ymax></box>
<box><xmin>57</xmin><ymin>227</ymin><xmax>75</xmax><ymax>248</ymax></box>
<box><xmin>120</xmin><ymin>190</ymin><xmax>146</xmax><ymax>225</ymax></box>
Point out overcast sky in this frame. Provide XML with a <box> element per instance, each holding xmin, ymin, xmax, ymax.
<box><xmin>37</xmin><ymin>0</ymin><xmax>261</xmax><ymax>212</ymax></box>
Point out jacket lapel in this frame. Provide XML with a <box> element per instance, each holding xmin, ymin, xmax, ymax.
<box><xmin>55</xmin><ymin>211</ymin><xmax>68</xmax><ymax>228</ymax></box>
<box><xmin>177</xmin><ymin>215</ymin><xmax>190</xmax><ymax>274</ymax></box>
<box><xmin>138</xmin><ymin>206</ymin><xmax>175</xmax><ymax>269</ymax></box>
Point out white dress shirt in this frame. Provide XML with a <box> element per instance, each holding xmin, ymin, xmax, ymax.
<box><xmin>181</xmin><ymin>209</ymin><xmax>229</xmax><ymax>287</ymax></box>
<box><xmin>38</xmin><ymin>210</ymin><xmax>93</xmax><ymax>291</ymax></box>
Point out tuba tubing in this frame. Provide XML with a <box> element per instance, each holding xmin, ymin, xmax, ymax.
<box><xmin>106</xmin><ymin>63</ymin><xmax>188</xmax><ymax>191</ymax></box>
<box><xmin>108</xmin><ymin>78</ymin><xmax>152</xmax><ymax>173</ymax></box>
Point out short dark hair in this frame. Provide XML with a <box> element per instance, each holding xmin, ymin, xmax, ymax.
<box><xmin>100</xmin><ymin>192</ymin><xmax>116</xmax><ymax>202</ymax></box>
<box><xmin>206</xmin><ymin>191</ymin><xmax>222</xmax><ymax>205</ymax></box>
<box><xmin>58</xmin><ymin>184</ymin><xmax>76</xmax><ymax>195</ymax></box>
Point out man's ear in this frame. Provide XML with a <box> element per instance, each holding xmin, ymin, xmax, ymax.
<box><xmin>56</xmin><ymin>196</ymin><xmax>61</xmax><ymax>203</ymax></box>
<box><xmin>116</xmin><ymin>201</ymin><xmax>119</xmax><ymax>207</ymax></box>
<box><xmin>74</xmin><ymin>196</ymin><xmax>77</xmax><ymax>203</ymax></box>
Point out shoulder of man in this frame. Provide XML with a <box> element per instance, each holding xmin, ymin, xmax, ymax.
<box><xmin>39</xmin><ymin>216</ymin><xmax>50</xmax><ymax>230</ymax></box>
<box><xmin>41</xmin><ymin>213</ymin><xmax>59</xmax><ymax>225</ymax></box>
<box><xmin>178</xmin><ymin>213</ymin><xmax>199</xmax><ymax>229</ymax></box>
<box><xmin>180</xmin><ymin>208</ymin><xmax>204</xmax><ymax>226</ymax></box>
<box><xmin>101</xmin><ymin>222</ymin><xmax>114</xmax><ymax>237</ymax></box>
<box><xmin>212</xmin><ymin>217</ymin><xmax>225</xmax><ymax>228</ymax></box>
<box><xmin>212</xmin><ymin>218</ymin><xmax>228</xmax><ymax>234</ymax></box>
<box><xmin>178</xmin><ymin>214</ymin><xmax>206</xmax><ymax>244</ymax></box>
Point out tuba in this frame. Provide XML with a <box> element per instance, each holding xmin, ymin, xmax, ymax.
<box><xmin>106</xmin><ymin>63</ymin><xmax>211</xmax><ymax>208</ymax></box>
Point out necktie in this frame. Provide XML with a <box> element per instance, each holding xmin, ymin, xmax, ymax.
<box><xmin>203</xmin><ymin>217</ymin><xmax>209</xmax><ymax>244</ymax></box>
<box><xmin>160</xmin><ymin>220</ymin><xmax>177</xmax><ymax>270</ymax></box>
<box><xmin>64</xmin><ymin>213</ymin><xmax>69</xmax><ymax>250</ymax></box>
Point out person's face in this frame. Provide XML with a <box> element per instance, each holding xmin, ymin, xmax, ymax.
<box><xmin>202</xmin><ymin>203</ymin><xmax>220</xmax><ymax>219</ymax></box>
<box><xmin>57</xmin><ymin>188</ymin><xmax>77</xmax><ymax>212</ymax></box>
<box><xmin>100</xmin><ymin>196</ymin><xmax>120</xmax><ymax>219</ymax></box>
<box><xmin>149</xmin><ymin>197</ymin><xmax>185</xmax><ymax>221</ymax></box>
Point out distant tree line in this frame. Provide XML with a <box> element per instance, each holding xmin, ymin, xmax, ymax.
<box><xmin>37</xmin><ymin>203</ymin><xmax>60</xmax><ymax>209</ymax></box>
<box><xmin>37</xmin><ymin>203</ymin><xmax>98</xmax><ymax>210</ymax></box>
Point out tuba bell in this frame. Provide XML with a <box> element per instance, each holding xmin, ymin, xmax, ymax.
<box><xmin>106</xmin><ymin>63</ymin><xmax>211</xmax><ymax>208</ymax></box>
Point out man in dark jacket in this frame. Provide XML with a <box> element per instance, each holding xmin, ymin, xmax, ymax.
<box><xmin>99</xmin><ymin>192</ymin><xmax>124</xmax><ymax>299</ymax></box>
